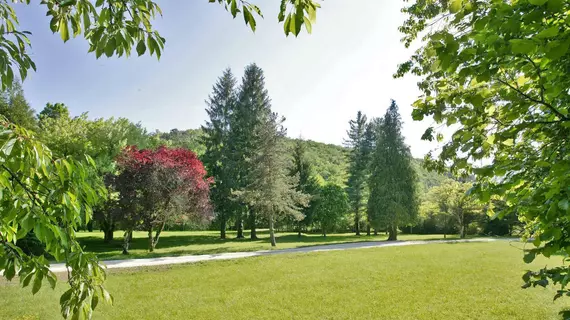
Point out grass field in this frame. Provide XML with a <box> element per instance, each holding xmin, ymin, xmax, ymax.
<box><xmin>77</xmin><ymin>230</ymin><xmax>461</xmax><ymax>260</ymax></box>
<box><xmin>1</xmin><ymin>241</ymin><xmax>568</xmax><ymax>319</ymax></box>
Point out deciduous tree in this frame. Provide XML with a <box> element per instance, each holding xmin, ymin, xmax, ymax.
<box><xmin>0</xmin><ymin>116</ymin><xmax>110</xmax><ymax>319</ymax></box>
<box><xmin>115</xmin><ymin>146</ymin><xmax>213</xmax><ymax>253</ymax></box>
<box><xmin>313</xmin><ymin>184</ymin><xmax>349</xmax><ymax>236</ymax></box>
<box><xmin>396</xmin><ymin>0</ymin><xmax>570</xmax><ymax>298</ymax></box>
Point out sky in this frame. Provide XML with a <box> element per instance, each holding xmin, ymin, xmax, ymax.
<box><xmin>14</xmin><ymin>0</ymin><xmax>438</xmax><ymax>158</ymax></box>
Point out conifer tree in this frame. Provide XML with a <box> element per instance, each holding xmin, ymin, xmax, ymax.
<box><xmin>0</xmin><ymin>80</ymin><xmax>36</xmax><ymax>130</ymax></box>
<box><xmin>345</xmin><ymin>111</ymin><xmax>368</xmax><ymax>235</ymax></box>
<box><xmin>202</xmin><ymin>68</ymin><xmax>237</xmax><ymax>239</ymax></box>
<box><xmin>228</xmin><ymin>63</ymin><xmax>272</xmax><ymax>239</ymax></box>
<box><xmin>368</xmin><ymin>100</ymin><xmax>418</xmax><ymax>241</ymax></box>
<box><xmin>235</xmin><ymin>113</ymin><xmax>309</xmax><ymax>246</ymax></box>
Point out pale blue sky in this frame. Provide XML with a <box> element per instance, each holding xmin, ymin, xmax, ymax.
<box><xmin>14</xmin><ymin>1</ymin><xmax>437</xmax><ymax>158</ymax></box>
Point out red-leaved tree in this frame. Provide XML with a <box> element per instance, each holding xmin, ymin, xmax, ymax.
<box><xmin>115</xmin><ymin>146</ymin><xmax>213</xmax><ymax>253</ymax></box>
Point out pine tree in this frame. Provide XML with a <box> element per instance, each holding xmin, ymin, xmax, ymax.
<box><xmin>345</xmin><ymin>111</ymin><xmax>368</xmax><ymax>235</ymax></box>
<box><xmin>235</xmin><ymin>113</ymin><xmax>309</xmax><ymax>246</ymax></box>
<box><xmin>202</xmin><ymin>68</ymin><xmax>237</xmax><ymax>239</ymax></box>
<box><xmin>228</xmin><ymin>63</ymin><xmax>272</xmax><ymax>240</ymax></box>
<box><xmin>368</xmin><ymin>100</ymin><xmax>418</xmax><ymax>241</ymax></box>
<box><xmin>290</xmin><ymin>138</ymin><xmax>319</xmax><ymax>237</ymax></box>
<box><xmin>0</xmin><ymin>81</ymin><xmax>36</xmax><ymax>130</ymax></box>
<box><xmin>362</xmin><ymin>118</ymin><xmax>378</xmax><ymax>236</ymax></box>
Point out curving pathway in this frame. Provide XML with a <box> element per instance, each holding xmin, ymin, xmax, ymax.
<box><xmin>49</xmin><ymin>238</ymin><xmax>507</xmax><ymax>273</ymax></box>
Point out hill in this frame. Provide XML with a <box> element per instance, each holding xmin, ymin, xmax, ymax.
<box><xmin>157</xmin><ymin>129</ymin><xmax>447</xmax><ymax>191</ymax></box>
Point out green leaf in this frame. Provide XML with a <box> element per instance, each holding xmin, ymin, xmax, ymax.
<box><xmin>21</xmin><ymin>271</ymin><xmax>34</xmax><ymax>287</ymax></box>
<box><xmin>136</xmin><ymin>40</ymin><xmax>146</xmax><ymax>56</ymax></box>
<box><xmin>59</xmin><ymin>19</ymin><xmax>70</xmax><ymax>42</ymax></box>
<box><xmin>523</xmin><ymin>251</ymin><xmax>536</xmax><ymax>263</ymax></box>
<box><xmin>32</xmin><ymin>272</ymin><xmax>43</xmax><ymax>295</ymax></box>
<box><xmin>537</xmin><ymin>26</ymin><xmax>559</xmax><ymax>39</ymax></box>
<box><xmin>546</xmin><ymin>40</ymin><xmax>569</xmax><ymax>60</ymax></box>
<box><xmin>104</xmin><ymin>38</ymin><xmax>116</xmax><ymax>57</ymax></box>
<box><xmin>449</xmin><ymin>0</ymin><xmax>462</xmax><ymax>13</ymax></box>
<box><xmin>529</xmin><ymin>0</ymin><xmax>548</xmax><ymax>5</ymax></box>
<box><xmin>558</xmin><ymin>199</ymin><xmax>569</xmax><ymax>211</ymax></box>
<box><xmin>47</xmin><ymin>272</ymin><xmax>57</xmax><ymax>289</ymax></box>
<box><xmin>509</xmin><ymin>39</ymin><xmax>537</xmax><ymax>54</ymax></box>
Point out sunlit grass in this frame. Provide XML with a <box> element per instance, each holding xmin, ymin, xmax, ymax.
<box><xmin>1</xmin><ymin>241</ymin><xmax>567</xmax><ymax>319</ymax></box>
<box><xmin>76</xmin><ymin>230</ymin><xmax>462</xmax><ymax>260</ymax></box>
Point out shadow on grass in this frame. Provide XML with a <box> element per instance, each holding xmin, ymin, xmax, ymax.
<box><xmin>79</xmin><ymin>231</ymin><xmax>388</xmax><ymax>260</ymax></box>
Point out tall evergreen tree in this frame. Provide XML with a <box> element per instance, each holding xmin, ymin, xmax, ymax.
<box><xmin>290</xmin><ymin>138</ymin><xmax>319</xmax><ymax>237</ymax></box>
<box><xmin>362</xmin><ymin>118</ymin><xmax>378</xmax><ymax>236</ymax></box>
<box><xmin>202</xmin><ymin>68</ymin><xmax>237</xmax><ymax>239</ymax></box>
<box><xmin>228</xmin><ymin>63</ymin><xmax>272</xmax><ymax>240</ymax></box>
<box><xmin>235</xmin><ymin>113</ymin><xmax>308</xmax><ymax>247</ymax></box>
<box><xmin>345</xmin><ymin>111</ymin><xmax>368</xmax><ymax>235</ymax></box>
<box><xmin>368</xmin><ymin>100</ymin><xmax>418</xmax><ymax>241</ymax></box>
<box><xmin>0</xmin><ymin>81</ymin><xmax>36</xmax><ymax>130</ymax></box>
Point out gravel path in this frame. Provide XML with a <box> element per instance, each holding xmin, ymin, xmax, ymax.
<box><xmin>49</xmin><ymin>238</ymin><xmax>504</xmax><ymax>273</ymax></box>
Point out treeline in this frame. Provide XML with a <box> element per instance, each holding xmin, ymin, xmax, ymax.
<box><xmin>1</xmin><ymin>66</ymin><xmax>519</xmax><ymax>254</ymax></box>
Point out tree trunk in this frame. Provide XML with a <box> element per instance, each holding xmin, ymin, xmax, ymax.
<box><xmin>387</xmin><ymin>225</ymin><xmax>397</xmax><ymax>241</ymax></box>
<box><xmin>269</xmin><ymin>217</ymin><xmax>277</xmax><ymax>247</ymax></box>
<box><xmin>297</xmin><ymin>221</ymin><xmax>302</xmax><ymax>238</ymax></box>
<box><xmin>460</xmin><ymin>224</ymin><xmax>466</xmax><ymax>239</ymax></box>
<box><xmin>236</xmin><ymin>215</ymin><xmax>244</xmax><ymax>239</ymax></box>
<box><xmin>366</xmin><ymin>224</ymin><xmax>371</xmax><ymax>236</ymax></box>
<box><xmin>153</xmin><ymin>222</ymin><xmax>165</xmax><ymax>248</ymax></box>
<box><xmin>122</xmin><ymin>230</ymin><xmax>132</xmax><ymax>255</ymax></box>
<box><xmin>249</xmin><ymin>211</ymin><xmax>258</xmax><ymax>240</ymax></box>
<box><xmin>148</xmin><ymin>229</ymin><xmax>155</xmax><ymax>252</ymax></box>
<box><xmin>103</xmin><ymin>228</ymin><xmax>114</xmax><ymax>243</ymax></box>
<box><xmin>220</xmin><ymin>216</ymin><xmax>227</xmax><ymax>240</ymax></box>
<box><xmin>354</xmin><ymin>208</ymin><xmax>361</xmax><ymax>236</ymax></box>
<box><xmin>374</xmin><ymin>229</ymin><xmax>378</xmax><ymax>236</ymax></box>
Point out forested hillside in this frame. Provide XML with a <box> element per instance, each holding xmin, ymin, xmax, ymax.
<box><xmin>157</xmin><ymin>128</ymin><xmax>446</xmax><ymax>191</ymax></box>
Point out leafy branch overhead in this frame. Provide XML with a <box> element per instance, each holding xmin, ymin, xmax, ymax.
<box><xmin>0</xmin><ymin>0</ymin><xmax>321</xmax><ymax>91</ymax></box>
<box><xmin>396</xmin><ymin>0</ymin><xmax>570</xmax><ymax>300</ymax></box>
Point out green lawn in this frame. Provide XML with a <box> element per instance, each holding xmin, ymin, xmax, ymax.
<box><xmin>76</xmin><ymin>230</ymin><xmax>462</xmax><ymax>260</ymax></box>
<box><xmin>1</xmin><ymin>241</ymin><xmax>568</xmax><ymax>319</ymax></box>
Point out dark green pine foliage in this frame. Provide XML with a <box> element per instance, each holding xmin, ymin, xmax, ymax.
<box><xmin>236</xmin><ymin>113</ymin><xmax>309</xmax><ymax>247</ymax></box>
<box><xmin>289</xmin><ymin>138</ymin><xmax>319</xmax><ymax>237</ymax></box>
<box><xmin>368</xmin><ymin>100</ymin><xmax>418</xmax><ymax>241</ymax></box>
<box><xmin>201</xmin><ymin>68</ymin><xmax>237</xmax><ymax>239</ymax></box>
<box><xmin>0</xmin><ymin>80</ymin><xmax>36</xmax><ymax>130</ymax></box>
<box><xmin>228</xmin><ymin>63</ymin><xmax>272</xmax><ymax>239</ymax></box>
<box><xmin>345</xmin><ymin>111</ymin><xmax>368</xmax><ymax>235</ymax></box>
<box><xmin>362</xmin><ymin>118</ymin><xmax>379</xmax><ymax>236</ymax></box>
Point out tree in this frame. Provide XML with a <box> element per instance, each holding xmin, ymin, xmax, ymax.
<box><xmin>0</xmin><ymin>0</ymin><xmax>320</xmax><ymax>92</ymax></box>
<box><xmin>361</xmin><ymin>118</ymin><xmax>378</xmax><ymax>236</ymax></box>
<box><xmin>396</xmin><ymin>0</ymin><xmax>570</xmax><ymax>298</ymax></box>
<box><xmin>345</xmin><ymin>111</ymin><xmax>368</xmax><ymax>235</ymax></box>
<box><xmin>425</xmin><ymin>181</ymin><xmax>482</xmax><ymax>238</ymax></box>
<box><xmin>38</xmin><ymin>103</ymin><xmax>70</xmax><ymax>121</ymax></box>
<box><xmin>289</xmin><ymin>138</ymin><xmax>319</xmax><ymax>237</ymax></box>
<box><xmin>0</xmin><ymin>81</ymin><xmax>36</xmax><ymax>130</ymax></box>
<box><xmin>313</xmin><ymin>184</ymin><xmax>349</xmax><ymax>236</ymax></box>
<box><xmin>202</xmin><ymin>68</ymin><xmax>237</xmax><ymax>240</ymax></box>
<box><xmin>0</xmin><ymin>116</ymin><xmax>111</xmax><ymax>319</ymax></box>
<box><xmin>368</xmin><ymin>100</ymin><xmax>418</xmax><ymax>241</ymax></box>
<box><xmin>160</xmin><ymin>129</ymin><xmax>206</xmax><ymax>157</ymax></box>
<box><xmin>115</xmin><ymin>146</ymin><xmax>213</xmax><ymax>253</ymax></box>
<box><xmin>235</xmin><ymin>113</ymin><xmax>308</xmax><ymax>246</ymax></box>
<box><xmin>228</xmin><ymin>63</ymin><xmax>272</xmax><ymax>240</ymax></box>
